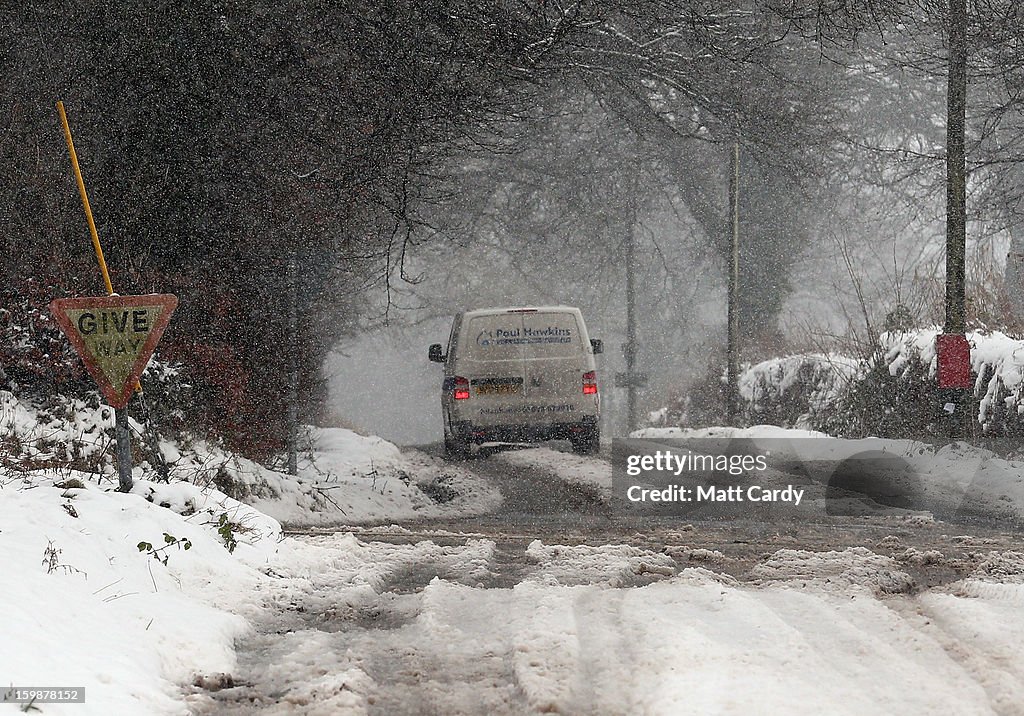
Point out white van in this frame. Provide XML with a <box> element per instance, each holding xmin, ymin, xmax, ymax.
<box><xmin>428</xmin><ymin>306</ymin><xmax>602</xmax><ymax>457</ymax></box>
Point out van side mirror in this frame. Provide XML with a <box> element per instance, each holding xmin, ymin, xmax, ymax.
<box><xmin>428</xmin><ymin>344</ymin><xmax>446</xmax><ymax>363</ymax></box>
<box><xmin>590</xmin><ymin>339</ymin><xmax>603</xmax><ymax>355</ymax></box>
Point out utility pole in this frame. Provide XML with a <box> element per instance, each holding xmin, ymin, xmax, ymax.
<box><xmin>287</xmin><ymin>252</ymin><xmax>299</xmax><ymax>475</ymax></box>
<box><xmin>625</xmin><ymin>215</ymin><xmax>638</xmax><ymax>432</ymax></box>
<box><xmin>936</xmin><ymin>0</ymin><xmax>971</xmax><ymax>438</ymax></box>
<box><xmin>945</xmin><ymin>0</ymin><xmax>967</xmax><ymax>334</ymax></box>
<box><xmin>726</xmin><ymin>140</ymin><xmax>740</xmax><ymax>427</ymax></box>
<box><xmin>618</xmin><ymin>153</ymin><xmax>648</xmax><ymax>433</ymax></box>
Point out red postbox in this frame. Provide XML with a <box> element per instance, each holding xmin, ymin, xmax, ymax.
<box><xmin>936</xmin><ymin>333</ymin><xmax>972</xmax><ymax>389</ymax></box>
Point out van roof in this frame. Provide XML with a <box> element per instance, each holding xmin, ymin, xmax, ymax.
<box><xmin>461</xmin><ymin>305</ymin><xmax>582</xmax><ymax>318</ymax></box>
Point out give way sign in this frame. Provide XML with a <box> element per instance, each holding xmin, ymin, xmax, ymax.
<box><xmin>49</xmin><ymin>294</ymin><xmax>178</xmax><ymax>408</ymax></box>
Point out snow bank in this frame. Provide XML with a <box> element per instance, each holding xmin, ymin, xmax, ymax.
<box><xmin>916</xmin><ymin>552</ymin><xmax>1024</xmax><ymax>710</ymax></box>
<box><xmin>0</xmin><ymin>390</ymin><xmax>125</xmax><ymax>471</ymax></box>
<box><xmin>750</xmin><ymin>546</ymin><xmax>915</xmax><ymax>595</ymax></box>
<box><xmin>242</xmin><ymin>427</ymin><xmax>500</xmax><ymax>526</ymax></box>
<box><xmin>1</xmin><ymin>390</ymin><xmax>499</xmax><ymax>527</ymax></box>
<box><xmin>633</xmin><ymin>425</ymin><xmax>830</xmax><ymax>439</ymax></box>
<box><xmin>0</xmin><ymin>473</ymin><xmax>276</xmax><ymax>715</ymax></box>
<box><xmin>0</xmin><ymin>389</ymin><xmax>501</xmax><ymax>714</ymax></box>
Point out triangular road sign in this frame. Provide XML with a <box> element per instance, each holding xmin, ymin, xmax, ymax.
<box><xmin>49</xmin><ymin>294</ymin><xmax>178</xmax><ymax>408</ymax></box>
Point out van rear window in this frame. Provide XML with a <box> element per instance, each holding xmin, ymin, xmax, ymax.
<box><xmin>465</xmin><ymin>312</ymin><xmax>581</xmax><ymax>361</ymax></box>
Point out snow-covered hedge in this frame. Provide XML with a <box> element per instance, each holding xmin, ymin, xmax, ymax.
<box><xmin>1</xmin><ymin>387</ymin><xmax>499</xmax><ymax>527</ymax></box>
<box><xmin>883</xmin><ymin>329</ymin><xmax>1024</xmax><ymax>434</ymax></box>
<box><xmin>658</xmin><ymin>328</ymin><xmax>1024</xmax><ymax>439</ymax></box>
<box><xmin>829</xmin><ymin>329</ymin><xmax>1024</xmax><ymax>438</ymax></box>
<box><xmin>738</xmin><ymin>353</ymin><xmax>861</xmax><ymax>429</ymax></box>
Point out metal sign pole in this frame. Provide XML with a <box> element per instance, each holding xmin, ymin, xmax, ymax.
<box><xmin>287</xmin><ymin>253</ymin><xmax>298</xmax><ymax>476</ymax></box>
<box><xmin>114</xmin><ymin>407</ymin><xmax>134</xmax><ymax>492</ymax></box>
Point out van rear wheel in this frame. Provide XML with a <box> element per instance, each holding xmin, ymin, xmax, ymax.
<box><xmin>444</xmin><ymin>435</ymin><xmax>470</xmax><ymax>460</ymax></box>
<box><xmin>571</xmin><ymin>426</ymin><xmax>600</xmax><ymax>455</ymax></box>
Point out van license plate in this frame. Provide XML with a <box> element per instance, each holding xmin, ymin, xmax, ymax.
<box><xmin>476</xmin><ymin>384</ymin><xmax>519</xmax><ymax>395</ymax></box>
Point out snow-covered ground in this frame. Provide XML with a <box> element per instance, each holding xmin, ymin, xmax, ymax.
<box><xmin>5</xmin><ymin>383</ymin><xmax>1024</xmax><ymax>715</ymax></box>
<box><xmin>1</xmin><ymin>390</ymin><xmax>500</xmax><ymax>528</ymax></box>
<box><xmin>0</xmin><ymin>474</ymin><xmax>275</xmax><ymax>714</ymax></box>
<box><xmin>493</xmin><ymin>446</ymin><xmax>611</xmax><ymax>500</ymax></box>
<box><xmin>0</xmin><ymin>389</ymin><xmax>501</xmax><ymax>714</ymax></box>
<box><xmin>5</xmin><ymin>451</ymin><xmax>1024</xmax><ymax>714</ymax></box>
<box><xmin>241</xmin><ymin>428</ymin><xmax>501</xmax><ymax>526</ymax></box>
<box><xmin>186</xmin><ymin>533</ymin><xmax>1024</xmax><ymax>715</ymax></box>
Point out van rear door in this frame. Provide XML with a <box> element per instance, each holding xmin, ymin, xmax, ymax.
<box><xmin>462</xmin><ymin>313</ymin><xmax>526</xmax><ymax>421</ymax></box>
<box><xmin>520</xmin><ymin>310</ymin><xmax>585</xmax><ymax>413</ymax></box>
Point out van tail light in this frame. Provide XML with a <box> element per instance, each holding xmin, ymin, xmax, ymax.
<box><xmin>582</xmin><ymin>371</ymin><xmax>598</xmax><ymax>395</ymax></box>
<box><xmin>453</xmin><ymin>376</ymin><xmax>471</xmax><ymax>400</ymax></box>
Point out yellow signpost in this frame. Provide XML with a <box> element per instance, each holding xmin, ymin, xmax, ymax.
<box><xmin>53</xmin><ymin>101</ymin><xmax>177</xmax><ymax>492</ymax></box>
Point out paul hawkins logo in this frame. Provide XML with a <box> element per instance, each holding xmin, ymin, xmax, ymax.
<box><xmin>477</xmin><ymin>326</ymin><xmax>572</xmax><ymax>347</ymax></box>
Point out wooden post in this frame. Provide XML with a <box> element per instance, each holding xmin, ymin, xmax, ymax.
<box><xmin>625</xmin><ymin>215</ymin><xmax>638</xmax><ymax>432</ymax></box>
<box><xmin>943</xmin><ymin>0</ymin><xmax>969</xmax><ymax>437</ymax></box>
<box><xmin>727</xmin><ymin>140</ymin><xmax>740</xmax><ymax>426</ymax></box>
<box><xmin>945</xmin><ymin>0</ymin><xmax>967</xmax><ymax>335</ymax></box>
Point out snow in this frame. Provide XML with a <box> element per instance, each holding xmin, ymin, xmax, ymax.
<box><xmin>750</xmin><ymin>546</ymin><xmax>916</xmax><ymax>595</ymax></box>
<box><xmin>234</xmin><ymin>427</ymin><xmax>501</xmax><ymax>527</ymax></box>
<box><xmin>884</xmin><ymin>328</ymin><xmax>1024</xmax><ymax>391</ymax></box>
<box><xmin>5</xmin><ymin>386</ymin><xmax>1024</xmax><ymax>713</ymax></box>
<box><xmin>915</xmin><ymin>554</ymin><xmax>1024</xmax><ymax>711</ymax></box>
<box><xmin>0</xmin><ymin>390</ymin><xmax>124</xmax><ymax>468</ymax></box>
<box><xmin>1</xmin><ymin>390</ymin><xmax>500</xmax><ymax>528</ymax></box>
<box><xmin>253</xmin><ymin>538</ymin><xmax>1010</xmax><ymax>715</ymax></box>
<box><xmin>0</xmin><ymin>390</ymin><xmax>502</xmax><ymax>714</ymax></box>
<box><xmin>884</xmin><ymin>328</ymin><xmax>1024</xmax><ymax>424</ymax></box>
<box><xmin>524</xmin><ymin>540</ymin><xmax>676</xmax><ymax>586</ymax></box>
<box><xmin>634</xmin><ymin>424</ymin><xmax>831</xmax><ymax>439</ymax></box>
<box><xmin>5</xmin><ymin>460</ymin><xmax>1024</xmax><ymax>714</ymax></box>
<box><xmin>494</xmin><ymin>446</ymin><xmax>611</xmax><ymax>498</ymax></box>
<box><xmin>0</xmin><ymin>460</ymin><xmax>497</xmax><ymax>714</ymax></box>
<box><xmin>0</xmin><ymin>475</ymin><xmax>263</xmax><ymax>715</ymax></box>
<box><xmin>738</xmin><ymin>352</ymin><xmax>861</xmax><ymax>418</ymax></box>
<box><xmin>653</xmin><ymin>329</ymin><xmax>1024</xmax><ymax>433</ymax></box>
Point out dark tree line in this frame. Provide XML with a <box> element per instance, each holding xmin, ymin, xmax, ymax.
<box><xmin>6</xmin><ymin>0</ymin><xmax>1024</xmax><ymax>449</ymax></box>
<box><xmin>1</xmin><ymin>1</ymin><xmax>597</xmax><ymax>452</ymax></box>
